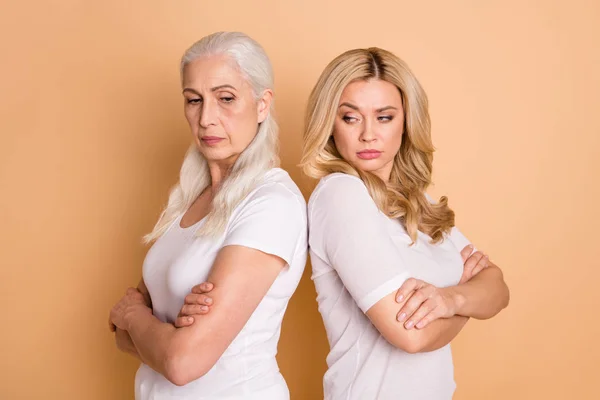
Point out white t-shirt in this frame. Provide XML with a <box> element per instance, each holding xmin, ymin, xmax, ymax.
<box><xmin>136</xmin><ymin>168</ymin><xmax>307</xmax><ymax>400</ymax></box>
<box><xmin>308</xmin><ymin>173</ymin><xmax>472</xmax><ymax>400</ymax></box>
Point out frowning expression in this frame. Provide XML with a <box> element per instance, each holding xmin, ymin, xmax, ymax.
<box><xmin>333</xmin><ymin>79</ymin><xmax>404</xmax><ymax>181</ymax></box>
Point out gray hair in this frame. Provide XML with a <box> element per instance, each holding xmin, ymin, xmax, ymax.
<box><xmin>144</xmin><ymin>32</ymin><xmax>279</xmax><ymax>242</ymax></box>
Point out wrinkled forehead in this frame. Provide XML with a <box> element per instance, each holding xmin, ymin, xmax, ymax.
<box><xmin>182</xmin><ymin>55</ymin><xmax>250</xmax><ymax>93</ymax></box>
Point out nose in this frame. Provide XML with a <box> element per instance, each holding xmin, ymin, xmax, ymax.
<box><xmin>199</xmin><ymin>99</ymin><xmax>218</xmax><ymax>128</ymax></box>
<box><xmin>359</xmin><ymin>118</ymin><xmax>376</xmax><ymax>143</ymax></box>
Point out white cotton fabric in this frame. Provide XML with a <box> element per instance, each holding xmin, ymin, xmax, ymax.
<box><xmin>136</xmin><ymin>168</ymin><xmax>307</xmax><ymax>400</ymax></box>
<box><xmin>308</xmin><ymin>173</ymin><xmax>471</xmax><ymax>400</ymax></box>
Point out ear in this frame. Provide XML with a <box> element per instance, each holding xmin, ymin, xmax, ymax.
<box><xmin>256</xmin><ymin>89</ymin><xmax>273</xmax><ymax>124</ymax></box>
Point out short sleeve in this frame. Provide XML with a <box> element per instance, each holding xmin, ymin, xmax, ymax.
<box><xmin>308</xmin><ymin>174</ymin><xmax>411</xmax><ymax>313</ymax></box>
<box><xmin>222</xmin><ymin>184</ymin><xmax>306</xmax><ymax>267</ymax></box>
<box><xmin>448</xmin><ymin>226</ymin><xmax>474</xmax><ymax>254</ymax></box>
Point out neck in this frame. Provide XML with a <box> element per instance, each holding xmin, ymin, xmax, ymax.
<box><xmin>372</xmin><ymin>170</ymin><xmax>391</xmax><ymax>183</ymax></box>
<box><xmin>207</xmin><ymin>155</ymin><xmax>238</xmax><ymax>191</ymax></box>
<box><xmin>373</xmin><ymin>161</ymin><xmax>393</xmax><ymax>183</ymax></box>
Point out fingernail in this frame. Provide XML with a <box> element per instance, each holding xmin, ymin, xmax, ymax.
<box><xmin>416</xmin><ymin>321</ymin><xmax>425</xmax><ymax>329</ymax></box>
<box><xmin>201</xmin><ymin>305</ymin><xmax>208</xmax><ymax>311</ymax></box>
<box><xmin>405</xmin><ymin>320</ymin><xmax>414</xmax><ymax>329</ymax></box>
<box><xmin>187</xmin><ymin>317</ymin><xmax>193</xmax><ymax>323</ymax></box>
<box><xmin>205</xmin><ymin>298</ymin><xmax>212</xmax><ymax>305</ymax></box>
<box><xmin>396</xmin><ymin>294</ymin><xmax>403</xmax><ymax>303</ymax></box>
<box><xmin>398</xmin><ymin>312</ymin><xmax>407</xmax><ymax>322</ymax></box>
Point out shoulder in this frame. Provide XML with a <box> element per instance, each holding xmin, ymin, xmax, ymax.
<box><xmin>307</xmin><ymin>173</ymin><xmax>383</xmax><ymax>229</ymax></box>
<box><xmin>239</xmin><ymin>168</ymin><xmax>306</xmax><ymax>219</ymax></box>
<box><xmin>308</xmin><ymin>173</ymin><xmax>370</xmax><ymax>209</ymax></box>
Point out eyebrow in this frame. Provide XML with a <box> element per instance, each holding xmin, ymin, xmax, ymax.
<box><xmin>338</xmin><ymin>102</ymin><xmax>398</xmax><ymax>113</ymax></box>
<box><xmin>376</xmin><ymin>106</ymin><xmax>398</xmax><ymax>112</ymax></box>
<box><xmin>182</xmin><ymin>84</ymin><xmax>237</xmax><ymax>95</ymax></box>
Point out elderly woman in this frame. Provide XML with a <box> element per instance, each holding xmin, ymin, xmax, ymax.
<box><xmin>108</xmin><ymin>32</ymin><xmax>307</xmax><ymax>400</ymax></box>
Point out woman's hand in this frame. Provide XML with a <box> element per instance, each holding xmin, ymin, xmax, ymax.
<box><xmin>174</xmin><ymin>282</ymin><xmax>215</xmax><ymax>328</ymax></box>
<box><xmin>392</xmin><ymin>245</ymin><xmax>491</xmax><ymax>330</ymax></box>
<box><xmin>109</xmin><ymin>288</ymin><xmax>151</xmax><ymax>331</ymax></box>
<box><xmin>109</xmin><ymin>284</ymin><xmax>151</xmax><ymax>332</ymax></box>
<box><xmin>114</xmin><ymin>327</ymin><xmax>140</xmax><ymax>357</ymax></box>
<box><xmin>459</xmin><ymin>244</ymin><xmax>489</xmax><ymax>284</ymax></box>
<box><xmin>394</xmin><ymin>278</ymin><xmax>459</xmax><ymax>330</ymax></box>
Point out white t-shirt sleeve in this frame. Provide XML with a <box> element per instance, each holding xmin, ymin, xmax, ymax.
<box><xmin>448</xmin><ymin>226</ymin><xmax>472</xmax><ymax>253</ymax></box>
<box><xmin>309</xmin><ymin>175</ymin><xmax>412</xmax><ymax>313</ymax></box>
<box><xmin>222</xmin><ymin>184</ymin><xmax>305</xmax><ymax>267</ymax></box>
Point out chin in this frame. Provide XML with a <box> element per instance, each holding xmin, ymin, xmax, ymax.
<box><xmin>199</xmin><ymin>148</ymin><xmax>239</xmax><ymax>163</ymax></box>
<box><xmin>352</xmin><ymin>159</ymin><xmax>385</xmax><ymax>173</ymax></box>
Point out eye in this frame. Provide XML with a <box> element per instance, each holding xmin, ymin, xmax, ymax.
<box><xmin>220</xmin><ymin>96</ymin><xmax>235</xmax><ymax>103</ymax></box>
<box><xmin>378</xmin><ymin>115</ymin><xmax>393</xmax><ymax>122</ymax></box>
<box><xmin>342</xmin><ymin>115</ymin><xmax>359</xmax><ymax>123</ymax></box>
<box><xmin>187</xmin><ymin>98</ymin><xmax>202</xmax><ymax>104</ymax></box>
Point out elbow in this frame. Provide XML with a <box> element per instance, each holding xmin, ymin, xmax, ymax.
<box><xmin>163</xmin><ymin>347</ymin><xmax>211</xmax><ymax>386</ymax></box>
<box><xmin>400</xmin><ymin>340</ymin><xmax>424</xmax><ymax>354</ymax></box>
<box><xmin>494</xmin><ymin>266</ymin><xmax>510</xmax><ymax>313</ymax></box>
<box><xmin>163</xmin><ymin>363</ymin><xmax>193</xmax><ymax>387</ymax></box>
<box><xmin>493</xmin><ymin>281</ymin><xmax>511</xmax><ymax>316</ymax></box>
<box><xmin>501</xmin><ymin>282</ymin><xmax>510</xmax><ymax>310</ymax></box>
<box><xmin>480</xmin><ymin>281</ymin><xmax>511</xmax><ymax>320</ymax></box>
<box><xmin>387</xmin><ymin>334</ymin><xmax>427</xmax><ymax>354</ymax></box>
<box><xmin>375</xmin><ymin>322</ymin><xmax>430</xmax><ymax>354</ymax></box>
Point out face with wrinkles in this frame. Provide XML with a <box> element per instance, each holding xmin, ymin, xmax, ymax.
<box><xmin>182</xmin><ymin>55</ymin><xmax>271</xmax><ymax>165</ymax></box>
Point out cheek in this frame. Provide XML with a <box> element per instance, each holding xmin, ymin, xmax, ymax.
<box><xmin>185</xmin><ymin>107</ymin><xmax>203</xmax><ymax>141</ymax></box>
<box><xmin>381</xmin><ymin>124</ymin><xmax>403</xmax><ymax>153</ymax></box>
<box><xmin>332</xmin><ymin>123</ymin><xmax>356</xmax><ymax>157</ymax></box>
<box><xmin>222</xmin><ymin>106</ymin><xmax>258</xmax><ymax>146</ymax></box>
<box><xmin>184</xmin><ymin>107</ymin><xmax>198</xmax><ymax>127</ymax></box>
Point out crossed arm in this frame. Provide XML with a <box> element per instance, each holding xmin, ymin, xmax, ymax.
<box><xmin>308</xmin><ymin>177</ymin><xmax>510</xmax><ymax>354</ymax></box>
<box><xmin>174</xmin><ymin>246</ymin><xmax>509</xmax><ymax>355</ymax></box>
<box><xmin>109</xmin><ymin>245</ymin><xmax>286</xmax><ymax>386</ymax></box>
<box><xmin>366</xmin><ymin>247</ymin><xmax>509</xmax><ymax>354</ymax></box>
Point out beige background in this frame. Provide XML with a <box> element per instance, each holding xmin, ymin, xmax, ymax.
<box><xmin>1</xmin><ymin>0</ymin><xmax>599</xmax><ymax>398</ymax></box>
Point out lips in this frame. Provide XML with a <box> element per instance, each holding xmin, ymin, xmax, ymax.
<box><xmin>201</xmin><ymin>136</ymin><xmax>224</xmax><ymax>146</ymax></box>
<box><xmin>356</xmin><ymin>150</ymin><xmax>382</xmax><ymax>160</ymax></box>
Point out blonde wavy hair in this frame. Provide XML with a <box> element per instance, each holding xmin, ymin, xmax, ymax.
<box><xmin>301</xmin><ymin>47</ymin><xmax>454</xmax><ymax>244</ymax></box>
<box><xmin>144</xmin><ymin>32</ymin><xmax>279</xmax><ymax>242</ymax></box>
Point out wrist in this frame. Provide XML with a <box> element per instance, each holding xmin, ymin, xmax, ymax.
<box><xmin>446</xmin><ymin>286</ymin><xmax>467</xmax><ymax>316</ymax></box>
<box><xmin>124</xmin><ymin>303</ymin><xmax>151</xmax><ymax>331</ymax></box>
<box><xmin>138</xmin><ymin>289</ymin><xmax>152</xmax><ymax>309</ymax></box>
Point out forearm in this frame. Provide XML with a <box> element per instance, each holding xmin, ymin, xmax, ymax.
<box><xmin>125</xmin><ymin>306</ymin><xmax>178</xmax><ymax>376</ymax></box>
<box><xmin>416</xmin><ymin>315</ymin><xmax>469</xmax><ymax>352</ymax></box>
<box><xmin>124</xmin><ymin>306</ymin><xmax>211</xmax><ymax>386</ymax></box>
<box><xmin>115</xmin><ymin>328</ymin><xmax>142</xmax><ymax>360</ymax></box>
<box><xmin>370</xmin><ymin>294</ymin><xmax>469</xmax><ymax>354</ymax></box>
<box><xmin>450</xmin><ymin>265</ymin><xmax>510</xmax><ymax>319</ymax></box>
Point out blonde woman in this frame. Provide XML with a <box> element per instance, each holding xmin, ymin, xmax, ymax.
<box><xmin>108</xmin><ymin>32</ymin><xmax>307</xmax><ymax>399</ymax></box>
<box><xmin>301</xmin><ymin>48</ymin><xmax>510</xmax><ymax>399</ymax></box>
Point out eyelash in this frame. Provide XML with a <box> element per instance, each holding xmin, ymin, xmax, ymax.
<box><xmin>187</xmin><ymin>96</ymin><xmax>235</xmax><ymax>104</ymax></box>
<box><xmin>342</xmin><ymin>115</ymin><xmax>393</xmax><ymax>123</ymax></box>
